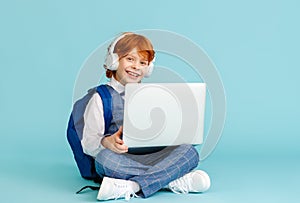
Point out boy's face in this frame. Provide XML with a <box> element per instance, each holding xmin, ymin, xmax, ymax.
<box><xmin>115</xmin><ymin>48</ymin><xmax>149</xmax><ymax>85</ymax></box>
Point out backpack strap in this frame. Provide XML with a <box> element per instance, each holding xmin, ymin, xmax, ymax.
<box><xmin>96</xmin><ymin>85</ymin><xmax>113</xmax><ymax>134</ymax></box>
<box><xmin>76</xmin><ymin>185</ymin><xmax>100</xmax><ymax>194</ymax></box>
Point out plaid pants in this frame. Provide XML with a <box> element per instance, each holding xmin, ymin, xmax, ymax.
<box><xmin>95</xmin><ymin>144</ymin><xmax>199</xmax><ymax>198</ymax></box>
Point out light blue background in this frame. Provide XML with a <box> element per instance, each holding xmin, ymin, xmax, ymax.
<box><xmin>0</xmin><ymin>0</ymin><xmax>299</xmax><ymax>202</ymax></box>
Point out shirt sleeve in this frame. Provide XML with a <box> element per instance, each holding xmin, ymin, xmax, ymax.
<box><xmin>81</xmin><ymin>93</ymin><xmax>106</xmax><ymax>157</ymax></box>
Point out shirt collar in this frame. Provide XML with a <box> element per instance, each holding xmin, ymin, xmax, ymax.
<box><xmin>107</xmin><ymin>76</ymin><xmax>125</xmax><ymax>94</ymax></box>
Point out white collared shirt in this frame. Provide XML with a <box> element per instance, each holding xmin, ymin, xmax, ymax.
<box><xmin>81</xmin><ymin>77</ymin><xmax>125</xmax><ymax>157</ymax></box>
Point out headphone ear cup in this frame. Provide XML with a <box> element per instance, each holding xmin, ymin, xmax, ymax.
<box><xmin>144</xmin><ymin>56</ymin><xmax>155</xmax><ymax>78</ymax></box>
<box><xmin>144</xmin><ymin>62</ymin><xmax>154</xmax><ymax>78</ymax></box>
<box><xmin>105</xmin><ymin>53</ymin><xmax>119</xmax><ymax>71</ymax></box>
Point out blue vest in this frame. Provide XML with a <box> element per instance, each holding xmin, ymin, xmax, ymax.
<box><xmin>67</xmin><ymin>84</ymin><xmax>123</xmax><ymax>182</ymax></box>
<box><xmin>106</xmin><ymin>86</ymin><xmax>124</xmax><ymax>136</ymax></box>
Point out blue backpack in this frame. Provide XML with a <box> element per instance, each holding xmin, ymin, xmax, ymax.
<box><xmin>67</xmin><ymin>85</ymin><xmax>112</xmax><ymax>183</ymax></box>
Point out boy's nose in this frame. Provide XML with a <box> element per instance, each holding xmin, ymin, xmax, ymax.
<box><xmin>132</xmin><ymin>61</ymin><xmax>140</xmax><ymax>69</ymax></box>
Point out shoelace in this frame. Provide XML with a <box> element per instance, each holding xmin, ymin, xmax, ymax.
<box><xmin>169</xmin><ymin>176</ymin><xmax>192</xmax><ymax>194</ymax></box>
<box><xmin>112</xmin><ymin>183</ymin><xmax>139</xmax><ymax>201</ymax></box>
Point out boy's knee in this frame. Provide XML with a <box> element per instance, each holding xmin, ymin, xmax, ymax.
<box><xmin>95</xmin><ymin>149</ymin><xmax>115</xmax><ymax>165</ymax></box>
<box><xmin>180</xmin><ymin>144</ymin><xmax>199</xmax><ymax>166</ymax></box>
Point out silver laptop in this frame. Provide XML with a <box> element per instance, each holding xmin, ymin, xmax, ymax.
<box><xmin>122</xmin><ymin>83</ymin><xmax>206</xmax><ymax>152</ymax></box>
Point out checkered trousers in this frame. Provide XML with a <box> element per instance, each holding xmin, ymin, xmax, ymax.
<box><xmin>95</xmin><ymin>144</ymin><xmax>199</xmax><ymax>198</ymax></box>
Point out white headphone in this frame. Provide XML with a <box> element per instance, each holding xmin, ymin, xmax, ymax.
<box><xmin>104</xmin><ymin>33</ymin><xmax>155</xmax><ymax>78</ymax></box>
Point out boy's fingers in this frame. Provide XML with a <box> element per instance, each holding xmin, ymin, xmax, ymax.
<box><xmin>115</xmin><ymin>137</ymin><xmax>124</xmax><ymax>144</ymax></box>
<box><xmin>115</xmin><ymin>144</ymin><xmax>128</xmax><ymax>153</ymax></box>
<box><xmin>117</xmin><ymin>126</ymin><xmax>123</xmax><ymax>135</ymax></box>
<box><xmin>114</xmin><ymin>126</ymin><xmax>123</xmax><ymax>143</ymax></box>
<box><xmin>115</xmin><ymin>126</ymin><xmax>123</xmax><ymax>137</ymax></box>
<box><xmin>111</xmin><ymin>126</ymin><xmax>126</xmax><ymax>151</ymax></box>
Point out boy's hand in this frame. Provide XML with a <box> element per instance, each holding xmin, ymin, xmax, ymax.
<box><xmin>101</xmin><ymin>126</ymin><xmax>128</xmax><ymax>154</ymax></box>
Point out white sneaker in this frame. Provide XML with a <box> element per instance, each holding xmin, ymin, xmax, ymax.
<box><xmin>168</xmin><ymin>170</ymin><xmax>211</xmax><ymax>194</ymax></box>
<box><xmin>97</xmin><ymin>177</ymin><xmax>140</xmax><ymax>201</ymax></box>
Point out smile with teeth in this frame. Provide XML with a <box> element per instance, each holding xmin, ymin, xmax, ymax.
<box><xmin>126</xmin><ymin>70</ymin><xmax>140</xmax><ymax>77</ymax></box>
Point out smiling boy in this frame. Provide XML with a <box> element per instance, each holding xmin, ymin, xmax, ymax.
<box><xmin>79</xmin><ymin>32</ymin><xmax>211</xmax><ymax>201</ymax></box>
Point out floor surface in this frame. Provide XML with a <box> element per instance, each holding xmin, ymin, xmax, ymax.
<box><xmin>1</xmin><ymin>147</ymin><xmax>299</xmax><ymax>203</ymax></box>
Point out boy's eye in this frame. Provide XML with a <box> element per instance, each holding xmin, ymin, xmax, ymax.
<box><xmin>126</xmin><ymin>57</ymin><xmax>134</xmax><ymax>61</ymax></box>
<box><xmin>140</xmin><ymin>61</ymin><xmax>148</xmax><ymax>66</ymax></box>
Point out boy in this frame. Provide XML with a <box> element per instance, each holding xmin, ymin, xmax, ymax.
<box><xmin>81</xmin><ymin>32</ymin><xmax>211</xmax><ymax>200</ymax></box>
